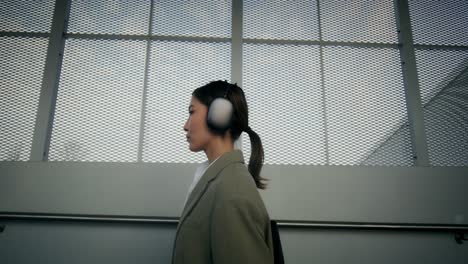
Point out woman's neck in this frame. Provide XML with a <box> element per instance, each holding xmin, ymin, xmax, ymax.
<box><xmin>204</xmin><ymin>136</ymin><xmax>234</xmax><ymax>163</ymax></box>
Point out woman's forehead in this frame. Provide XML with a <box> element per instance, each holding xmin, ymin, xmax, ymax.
<box><xmin>190</xmin><ymin>96</ymin><xmax>202</xmax><ymax>106</ymax></box>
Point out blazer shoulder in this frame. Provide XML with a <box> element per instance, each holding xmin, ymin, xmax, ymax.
<box><xmin>212</xmin><ymin>162</ymin><xmax>265</xmax><ymax>208</ymax></box>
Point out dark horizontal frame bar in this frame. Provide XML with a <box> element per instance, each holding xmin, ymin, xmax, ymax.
<box><xmin>244</xmin><ymin>38</ymin><xmax>399</xmax><ymax>49</ymax></box>
<box><xmin>65</xmin><ymin>33</ymin><xmax>399</xmax><ymax>49</ymax></box>
<box><xmin>0</xmin><ymin>31</ymin><xmax>49</xmax><ymax>38</ymax></box>
<box><xmin>414</xmin><ymin>44</ymin><xmax>468</xmax><ymax>51</ymax></box>
<box><xmin>65</xmin><ymin>33</ymin><xmax>231</xmax><ymax>43</ymax></box>
<box><xmin>3</xmin><ymin>31</ymin><xmax>467</xmax><ymax>51</ymax></box>
<box><xmin>61</xmin><ymin>34</ymin><xmax>468</xmax><ymax>51</ymax></box>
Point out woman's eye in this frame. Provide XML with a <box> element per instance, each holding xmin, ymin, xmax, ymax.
<box><xmin>189</xmin><ymin>111</ymin><xmax>194</xmax><ymax>115</ymax></box>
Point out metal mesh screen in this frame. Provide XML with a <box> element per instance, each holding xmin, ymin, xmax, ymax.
<box><xmin>49</xmin><ymin>39</ymin><xmax>147</xmax><ymax>162</ymax></box>
<box><xmin>416</xmin><ymin>49</ymin><xmax>468</xmax><ymax>106</ymax></box>
<box><xmin>323</xmin><ymin>46</ymin><xmax>412</xmax><ymax>166</ymax></box>
<box><xmin>0</xmin><ymin>37</ymin><xmax>49</xmax><ymax>161</ymax></box>
<box><xmin>243</xmin><ymin>0</ymin><xmax>319</xmax><ymax>40</ymax></box>
<box><xmin>68</xmin><ymin>0</ymin><xmax>151</xmax><ymax>35</ymax></box>
<box><xmin>0</xmin><ymin>0</ymin><xmax>55</xmax><ymax>33</ymax></box>
<box><xmin>320</xmin><ymin>0</ymin><xmax>398</xmax><ymax>43</ymax></box>
<box><xmin>360</xmin><ymin>123</ymin><xmax>414</xmax><ymax>166</ymax></box>
<box><xmin>152</xmin><ymin>0</ymin><xmax>231</xmax><ymax>38</ymax></box>
<box><xmin>243</xmin><ymin>43</ymin><xmax>325</xmax><ymax>165</ymax></box>
<box><xmin>142</xmin><ymin>41</ymin><xmax>231</xmax><ymax>163</ymax></box>
<box><xmin>415</xmin><ymin>49</ymin><xmax>468</xmax><ymax>166</ymax></box>
<box><xmin>409</xmin><ymin>0</ymin><xmax>468</xmax><ymax>46</ymax></box>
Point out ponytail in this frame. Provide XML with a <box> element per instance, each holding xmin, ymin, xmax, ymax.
<box><xmin>245</xmin><ymin>126</ymin><xmax>268</xmax><ymax>189</ymax></box>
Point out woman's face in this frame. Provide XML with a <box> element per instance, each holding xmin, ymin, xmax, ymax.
<box><xmin>184</xmin><ymin>96</ymin><xmax>214</xmax><ymax>152</ymax></box>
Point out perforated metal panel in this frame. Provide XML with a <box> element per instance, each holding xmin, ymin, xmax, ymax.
<box><xmin>320</xmin><ymin>0</ymin><xmax>398</xmax><ymax>43</ymax></box>
<box><xmin>409</xmin><ymin>0</ymin><xmax>468</xmax><ymax>46</ymax></box>
<box><xmin>142</xmin><ymin>41</ymin><xmax>231</xmax><ymax>163</ymax></box>
<box><xmin>0</xmin><ymin>0</ymin><xmax>55</xmax><ymax>33</ymax></box>
<box><xmin>415</xmin><ymin>49</ymin><xmax>468</xmax><ymax>166</ymax></box>
<box><xmin>152</xmin><ymin>0</ymin><xmax>231</xmax><ymax>38</ymax></box>
<box><xmin>0</xmin><ymin>37</ymin><xmax>49</xmax><ymax>161</ymax></box>
<box><xmin>360</xmin><ymin>123</ymin><xmax>414</xmax><ymax>166</ymax></box>
<box><xmin>323</xmin><ymin>46</ymin><xmax>412</xmax><ymax>166</ymax></box>
<box><xmin>49</xmin><ymin>39</ymin><xmax>147</xmax><ymax>162</ymax></box>
<box><xmin>416</xmin><ymin>49</ymin><xmax>468</xmax><ymax>106</ymax></box>
<box><xmin>243</xmin><ymin>43</ymin><xmax>325</xmax><ymax>165</ymax></box>
<box><xmin>68</xmin><ymin>0</ymin><xmax>151</xmax><ymax>35</ymax></box>
<box><xmin>243</xmin><ymin>0</ymin><xmax>319</xmax><ymax>40</ymax></box>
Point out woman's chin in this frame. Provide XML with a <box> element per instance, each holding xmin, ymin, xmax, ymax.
<box><xmin>188</xmin><ymin>144</ymin><xmax>202</xmax><ymax>152</ymax></box>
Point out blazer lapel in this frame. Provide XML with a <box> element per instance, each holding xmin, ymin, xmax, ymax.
<box><xmin>178</xmin><ymin>150</ymin><xmax>244</xmax><ymax>226</ymax></box>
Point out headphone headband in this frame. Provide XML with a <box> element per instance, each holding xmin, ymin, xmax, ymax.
<box><xmin>222</xmin><ymin>80</ymin><xmax>231</xmax><ymax>98</ymax></box>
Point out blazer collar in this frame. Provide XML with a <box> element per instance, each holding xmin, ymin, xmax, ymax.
<box><xmin>179</xmin><ymin>150</ymin><xmax>245</xmax><ymax>225</ymax></box>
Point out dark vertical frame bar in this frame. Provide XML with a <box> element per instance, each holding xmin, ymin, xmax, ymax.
<box><xmin>231</xmin><ymin>0</ymin><xmax>243</xmax><ymax>86</ymax></box>
<box><xmin>231</xmin><ymin>0</ymin><xmax>243</xmax><ymax>148</ymax></box>
<box><xmin>316</xmin><ymin>0</ymin><xmax>329</xmax><ymax>165</ymax></box>
<box><xmin>394</xmin><ymin>0</ymin><xmax>430</xmax><ymax>166</ymax></box>
<box><xmin>137</xmin><ymin>0</ymin><xmax>155</xmax><ymax>162</ymax></box>
<box><xmin>30</xmin><ymin>0</ymin><xmax>71</xmax><ymax>161</ymax></box>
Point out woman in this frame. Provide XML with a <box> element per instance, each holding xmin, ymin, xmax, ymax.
<box><xmin>172</xmin><ymin>80</ymin><xmax>274</xmax><ymax>264</ymax></box>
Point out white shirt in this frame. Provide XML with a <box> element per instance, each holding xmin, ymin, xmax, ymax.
<box><xmin>184</xmin><ymin>157</ymin><xmax>220</xmax><ymax>206</ymax></box>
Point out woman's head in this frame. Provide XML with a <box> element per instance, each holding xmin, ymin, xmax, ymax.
<box><xmin>192</xmin><ymin>80</ymin><xmax>248</xmax><ymax>140</ymax></box>
<box><xmin>186</xmin><ymin>80</ymin><xmax>267</xmax><ymax>189</ymax></box>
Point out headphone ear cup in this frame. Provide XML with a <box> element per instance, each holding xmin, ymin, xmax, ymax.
<box><xmin>207</xmin><ymin>98</ymin><xmax>233</xmax><ymax>131</ymax></box>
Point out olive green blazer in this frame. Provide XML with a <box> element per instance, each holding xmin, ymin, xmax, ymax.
<box><xmin>172</xmin><ymin>150</ymin><xmax>274</xmax><ymax>264</ymax></box>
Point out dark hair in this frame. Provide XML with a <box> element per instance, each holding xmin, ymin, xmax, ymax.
<box><xmin>192</xmin><ymin>80</ymin><xmax>267</xmax><ymax>189</ymax></box>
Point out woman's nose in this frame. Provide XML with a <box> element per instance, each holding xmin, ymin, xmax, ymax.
<box><xmin>183</xmin><ymin>119</ymin><xmax>189</xmax><ymax>132</ymax></box>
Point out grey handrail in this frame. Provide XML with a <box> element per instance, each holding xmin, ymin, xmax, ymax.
<box><xmin>1</xmin><ymin>213</ymin><xmax>467</xmax><ymax>244</ymax></box>
<box><xmin>1</xmin><ymin>212</ymin><xmax>467</xmax><ymax>231</ymax></box>
<box><xmin>0</xmin><ymin>213</ymin><xmax>177</xmax><ymax>224</ymax></box>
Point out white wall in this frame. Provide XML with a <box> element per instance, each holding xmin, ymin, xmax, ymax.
<box><xmin>1</xmin><ymin>162</ymin><xmax>467</xmax><ymax>263</ymax></box>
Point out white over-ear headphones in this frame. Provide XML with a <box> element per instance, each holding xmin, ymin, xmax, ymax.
<box><xmin>206</xmin><ymin>85</ymin><xmax>233</xmax><ymax>133</ymax></box>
